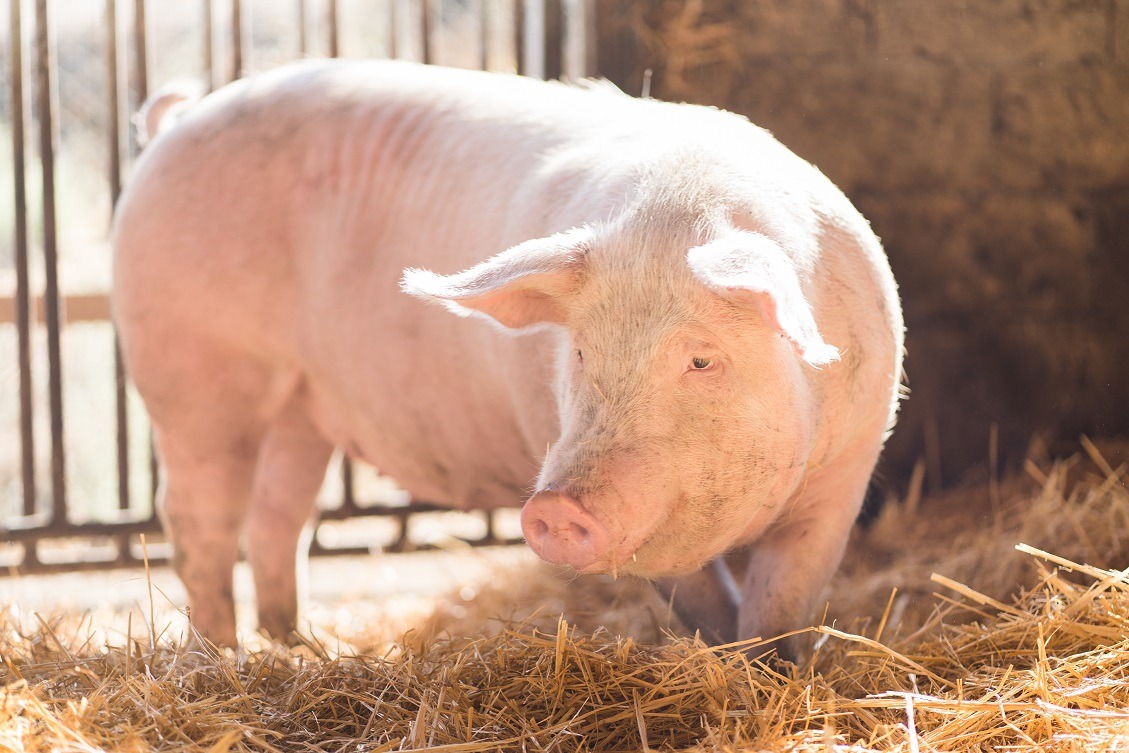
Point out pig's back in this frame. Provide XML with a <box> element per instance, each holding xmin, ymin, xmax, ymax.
<box><xmin>112</xmin><ymin>61</ymin><xmax>643</xmax><ymax>508</ymax></box>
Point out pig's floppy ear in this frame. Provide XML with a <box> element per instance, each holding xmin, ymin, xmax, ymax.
<box><xmin>687</xmin><ymin>232</ymin><xmax>840</xmax><ymax>367</ymax></box>
<box><xmin>400</xmin><ymin>228</ymin><xmax>589</xmax><ymax>330</ymax></box>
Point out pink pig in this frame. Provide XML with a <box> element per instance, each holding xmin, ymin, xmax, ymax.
<box><xmin>112</xmin><ymin>59</ymin><xmax>903</xmax><ymax>658</ymax></box>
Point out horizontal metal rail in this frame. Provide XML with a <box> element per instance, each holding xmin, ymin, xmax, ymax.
<box><xmin>0</xmin><ymin>293</ymin><xmax>112</xmax><ymax>325</ymax></box>
<box><xmin>2</xmin><ymin>501</ymin><xmax>522</xmax><ymax>574</ymax></box>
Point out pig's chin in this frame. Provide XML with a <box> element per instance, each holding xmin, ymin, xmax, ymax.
<box><xmin>575</xmin><ymin>541</ymin><xmax>716</xmax><ymax>580</ymax></box>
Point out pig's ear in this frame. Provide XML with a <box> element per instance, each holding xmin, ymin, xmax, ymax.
<box><xmin>687</xmin><ymin>232</ymin><xmax>840</xmax><ymax>367</ymax></box>
<box><xmin>400</xmin><ymin>228</ymin><xmax>589</xmax><ymax>330</ymax></box>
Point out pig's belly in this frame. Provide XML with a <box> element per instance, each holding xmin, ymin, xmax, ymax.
<box><xmin>305</xmin><ymin>377</ymin><xmax>540</xmax><ymax>511</ymax></box>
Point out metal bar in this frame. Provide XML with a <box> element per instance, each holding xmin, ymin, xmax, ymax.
<box><xmin>420</xmin><ymin>0</ymin><xmax>431</xmax><ymax>64</ymax></box>
<box><xmin>133</xmin><ymin>0</ymin><xmax>148</xmax><ymax>102</ymax></box>
<box><xmin>542</xmin><ymin>0</ymin><xmax>561</xmax><ymax>80</ymax></box>
<box><xmin>204</xmin><ymin>0</ymin><xmax>215</xmax><ymax>91</ymax></box>
<box><xmin>478</xmin><ymin>0</ymin><xmax>489</xmax><ymax>70</ymax></box>
<box><xmin>132</xmin><ymin>0</ymin><xmax>156</xmax><ymax>511</ymax></box>
<box><xmin>297</xmin><ymin>0</ymin><xmax>308</xmax><ymax>57</ymax></box>
<box><xmin>521</xmin><ymin>0</ymin><xmax>544</xmax><ymax>78</ymax></box>
<box><xmin>388</xmin><ymin>0</ymin><xmax>397</xmax><ymax>58</ymax></box>
<box><xmin>6</xmin><ymin>530</ymin><xmax>525</xmax><ymax>575</ymax></box>
<box><xmin>107</xmin><ymin>0</ymin><xmax>131</xmax><ymax>514</ymax></box>
<box><xmin>340</xmin><ymin>456</ymin><xmax>358</xmax><ymax>514</ymax></box>
<box><xmin>513</xmin><ymin>0</ymin><xmax>524</xmax><ymax>74</ymax></box>
<box><xmin>231</xmin><ymin>0</ymin><xmax>244</xmax><ymax>81</ymax></box>
<box><xmin>10</xmin><ymin>0</ymin><xmax>37</xmax><ymax>519</ymax></box>
<box><xmin>562</xmin><ymin>0</ymin><xmax>586</xmax><ymax>80</ymax></box>
<box><xmin>35</xmin><ymin>0</ymin><xmax>66</xmax><ymax>525</ymax></box>
<box><xmin>483</xmin><ymin>509</ymin><xmax>497</xmax><ymax>543</ymax></box>
<box><xmin>327</xmin><ymin>0</ymin><xmax>339</xmax><ymax>57</ymax></box>
<box><xmin>0</xmin><ymin>292</ymin><xmax>111</xmax><ymax>324</ymax></box>
<box><xmin>1</xmin><ymin>499</ymin><xmax>475</xmax><ymax>542</ymax></box>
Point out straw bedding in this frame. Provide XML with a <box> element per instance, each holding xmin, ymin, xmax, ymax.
<box><xmin>3</xmin><ymin>440</ymin><xmax>1128</xmax><ymax>752</ymax></box>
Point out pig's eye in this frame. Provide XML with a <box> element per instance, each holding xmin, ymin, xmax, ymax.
<box><xmin>690</xmin><ymin>356</ymin><xmax>714</xmax><ymax>370</ymax></box>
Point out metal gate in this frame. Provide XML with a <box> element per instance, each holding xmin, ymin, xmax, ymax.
<box><xmin>1</xmin><ymin>0</ymin><xmax>591</xmax><ymax>573</ymax></box>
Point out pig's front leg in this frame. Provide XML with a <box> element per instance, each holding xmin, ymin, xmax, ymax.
<box><xmin>654</xmin><ymin>557</ymin><xmax>741</xmax><ymax>644</ymax></box>
<box><xmin>737</xmin><ymin>452</ymin><xmax>878</xmax><ymax>664</ymax></box>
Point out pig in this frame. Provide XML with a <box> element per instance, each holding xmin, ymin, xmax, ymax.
<box><xmin>111</xmin><ymin>59</ymin><xmax>903</xmax><ymax>659</ymax></box>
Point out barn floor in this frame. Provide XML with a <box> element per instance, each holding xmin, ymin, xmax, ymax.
<box><xmin>3</xmin><ymin>440</ymin><xmax>1128</xmax><ymax>751</ymax></box>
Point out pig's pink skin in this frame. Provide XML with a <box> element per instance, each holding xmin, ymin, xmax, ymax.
<box><xmin>112</xmin><ymin>60</ymin><xmax>903</xmax><ymax>649</ymax></box>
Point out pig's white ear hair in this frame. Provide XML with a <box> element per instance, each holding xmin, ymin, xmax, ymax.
<box><xmin>688</xmin><ymin>232</ymin><xmax>840</xmax><ymax>367</ymax></box>
<box><xmin>400</xmin><ymin>228</ymin><xmax>590</xmax><ymax>330</ymax></box>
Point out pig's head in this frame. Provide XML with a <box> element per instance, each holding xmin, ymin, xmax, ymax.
<box><xmin>401</xmin><ymin>221</ymin><xmax>838</xmax><ymax>578</ymax></box>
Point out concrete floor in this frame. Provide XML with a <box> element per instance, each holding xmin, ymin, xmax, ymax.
<box><xmin>0</xmin><ymin>545</ymin><xmax>543</xmax><ymax>649</ymax></box>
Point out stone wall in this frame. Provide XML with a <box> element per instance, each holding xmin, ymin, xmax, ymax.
<box><xmin>595</xmin><ymin>0</ymin><xmax>1129</xmax><ymax>488</ymax></box>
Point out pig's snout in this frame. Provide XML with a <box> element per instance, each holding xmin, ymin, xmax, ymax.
<box><xmin>521</xmin><ymin>491</ymin><xmax>609</xmax><ymax>571</ymax></box>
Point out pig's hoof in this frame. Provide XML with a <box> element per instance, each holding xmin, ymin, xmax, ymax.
<box><xmin>521</xmin><ymin>491</ymin><xmax>610</xmax><ymax>570</ymax></box>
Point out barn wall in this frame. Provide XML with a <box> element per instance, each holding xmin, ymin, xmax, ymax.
<box><xmin>596</xmin><ymin>0</ymin><xmax>1129</xmax><ymax>487</ymax></box>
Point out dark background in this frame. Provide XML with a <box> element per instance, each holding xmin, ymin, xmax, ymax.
<box><xmin>593</xmin><ymin>0</ymin><xmax>1129</xmax><ymax>490</ymax></box>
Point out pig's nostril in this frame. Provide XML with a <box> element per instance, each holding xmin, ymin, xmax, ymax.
<box><xmin>567</xmin><ymin>522</ymin><xmax>589</xmax><ymax>544</ymax></box>
<box><xmin>530</xmin><ymin>518</ymin><xmax>550</xmax><ymax>540</ymax></box>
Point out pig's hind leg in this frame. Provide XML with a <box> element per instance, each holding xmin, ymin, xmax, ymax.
<box><xmin>147</xmin><ymin>351</ymin><xmax>295</xmax><ymax>647</ymax></box>
<box><xmin>245</xmin><ymin>390</ymin><xmax>334</xmax><ymax>642</ymax></box>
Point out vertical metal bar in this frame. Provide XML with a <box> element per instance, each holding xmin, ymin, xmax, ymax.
<box><xmin>483</xmin><ymin>509</ymin><xmax>497</xmax><ymax>544</ymax></box>
<box><xmin>133</xmin><ymin>0</ymin><xmax>158</xmax><ymax>510</ymax></box>
<box><xmin>478</xmin><ymin>0</ymin><xmax>489</xmax><ymax>70</ymax></box>
<box><xmin>327</xmin><ymin>0</ymin><xmax>339</xmax><ymax>57</ymax></box>
<box><xmin>341</xmin><ymin>457</ymin><xmax>357</xmax><ymax>513</ymax></box>
<box><xmin>108</xmin><ymin>0</ymin><xmax>130</xmax><ymax>514</ymax></box>
<box><xmin>562</xmin><ymin>0</ymin><xmax>586</xmax><ymax>80</ymax></box>
<box><xmin>133</xmin><ymin>0</ymin><xmax>148</xmax><ymax>103</ymax></box>
<box><xmin>388</xmin><ymin>0</ymin><xmax>397</xmax><ymax>59</ymax></box>
<box><xmin>10</xmin><ymin>0</ymin><xmax>37</xmax><ymax>519</ymax></box>
<box><xmin>420</xmin><ymin>0</ymin><xmax>431</xmax><ymax>64</ymax></box>
<box><xmin>513</xmin><ymin>0</ymin><xmax>524</xmax><ymax>74</ymax></box>
<box><xmin>582</xmin><ymin>0</ymin><xmax>595</xmax><ymax>78</ymax></box>
<box><xmin>35</xmin><ymin>0</ymin><xmax>66</xmax><ymax>524</ymax></box>
<box><xmin>231</xmin><ymin>0</ymin><xmax>244</xmax><ymax>81</ymax></box>
<box><xmin>298</xmin><ymin>0</ymin><xmax>308</xmax><ymax>57</ymax></box>
<box><xmin>204</xmin><ymin>0</ymin><xmax>216</xmax><ymax>91</ymax></box>
<box><xmin>521</xmin><ymin>0</ymin><xmax>544</xmax><ymax>78</ymax></box>
<box><xmin>295</xmin><ymin>0</ymin><xmax>304</xmax><ymax>56</ymax></box>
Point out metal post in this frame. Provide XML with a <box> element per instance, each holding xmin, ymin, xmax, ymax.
<box><xmin>204</xmin><ymin>0</ymin><xmax>216</xmax><ymax>91</ymax></box>
<box><xmin>522</xmin><ymin>0</ymin><xmax>545</xmax><ymax>78</ymax></box>
<box><xmin>10</xmin><ymin>0</ymin><xmax>36</xmax><ymax>519</ymax></box>
<box><xmin>562</xmin><ymin>0</ymin><xmax>587</xmax><ymax>80</ymax></box>
<box><xmin>420</xmin><ymin>0</ymin><xmax>431</xmax><ymax>64</ymax></box>
<box><xmin>133</xmin><ymin>0</ymin><xmax>148</xmax><ymax>103</ymax></box>
<box><xmin>132</xmin><ymin>0</ymin><xmax>158</xmax><ymax>510</ymax></box>
<box><xmin>107</xmin><ymin>0</ymin><xmax>131</xmax><ymax>515</ymax></box>
<box><xmin>387</xmin><ymin>0</ymin><xmax>397</xmax><ymax>58</ymax></box>
<box><xmin>297</xmin><ymin>0</ymin><xmax>308</xmax><ymax>56</ymax></box>
<box><xmin>35</xmin><ymin>0</ymin><xmax>66</xmax><ymax>524</ymax></box>
<box><xmin>328</xmin><ymin>0</ymin><xmax>339</xmax><ymax>57</ymax></box>
<box><xmin>478</xmin><ymin>0</ymin><xmax>489</xmax><ymax>70</ymax></box>
<box><xmin>513</xmin><ymin>0</ymin><xmax>524</xmax><ymax>74</ymax></box>
<box><xmin>341</xmin><ymin>457</ymin><xmax>357</xmax><ymax>513</ymax></box>
<box><xmin>232</xmin><ymin>0</ymin><xmax>244</xmax><ymax>81</ymax></box>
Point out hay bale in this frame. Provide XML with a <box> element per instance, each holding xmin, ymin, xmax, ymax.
<box><xmin>2</xmin><ymin>444</ymin><xmax>1127</xmax><ymax>751</ymax></box>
